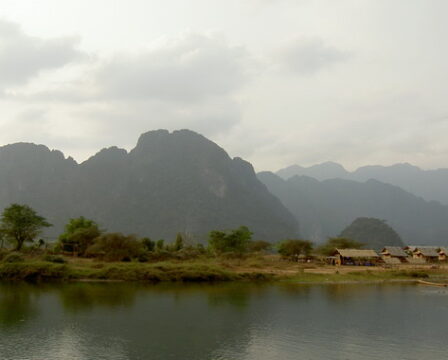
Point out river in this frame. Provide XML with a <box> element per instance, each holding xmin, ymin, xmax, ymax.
<box><xmin>0</xmin><ymin>282</ymin><xmax>447</xmax><ymax>360</ymax></box>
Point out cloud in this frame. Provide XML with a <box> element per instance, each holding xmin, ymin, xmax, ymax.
<box><xmin>94</xmin><ymin>33</ymin><xmax>249</xmax><ymax>102</ymax></box>
<box><xmin>0</xmin><ymin>19</ymin><xmax>83</xmax><ymax>91</ymax></box>
<box><xmin>275</xmin><ymin>38</ymin><xmax>349</xmax><ymax>75</ymax></box>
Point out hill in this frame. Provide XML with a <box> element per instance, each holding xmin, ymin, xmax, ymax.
<box><xmin>258</xmin><ymin>172</ymin><xmax>448</xmax><ymax>245</ymax></box>
<box><xmin>0</xmin><ymin>130</ymin><xmax>299</xmax><ymax>242</ymax></box>
<box><xmin>339</xmin><ymin>217</ymin><xmax>404</xmax><ymax>249</ymax></box>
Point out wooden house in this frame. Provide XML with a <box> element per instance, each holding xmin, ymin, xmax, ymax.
<box><xmin>411</xmin><ymin>247</ymin><xmax>439</xmax><ymax>262</ymax></box>
<box><xmin>438</xmin><ymin>247</ymin><xmax>448</xmax><ymax>262</ymax></box>
<box><xmin>333</xmin><ymin>249</ymin><xmax>380</xmax><ymax>266</ymax></box>
<box><xmin>381</xmin><ymin>247</ymin><xmax>409</xmax><ymax>263</ymax></box>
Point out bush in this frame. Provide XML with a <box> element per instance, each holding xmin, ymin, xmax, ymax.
<box><xmin>86</xmin><ymin>233</ymin><xmax>144</xmax><ymax>262</ymax></box>
<box><xmin>58</xmin><ymin>217</ymin><xmax>102</xmax><ymax>256</ymax></box>
<box><xmin>278</xmin><ymin>239</ymin><xmax>314</xmax><ymax>261</ymax></box>
<box><xmin>208</xmin><ymin>226</ymin><xmax>252</xmax><ymax>256</ymax></box>
<box><xmin>248</xmin><ymin>240</ymin><xmax>272</xmax><ymax>253</ymax></box>
<box><xmin>2</xmin><ymin>252</ymin><xmax>25</xmax><ymax>263</ymax></box>
<box><xmin>43</xmin><ymin>255</ymin><xmax>67</xmax><ymax>264</ymax></box>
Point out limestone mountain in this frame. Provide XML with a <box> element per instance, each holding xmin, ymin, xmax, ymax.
<box><xmin>277</xmin><ymin>162</ymin><xmax>448</xmax><ymax>205</ymax></box>
<box><xmin>258</xmin><ymin>172</ymin><xmax>448</xmax><ymax>245</ymax></box>
<box><xmin>0</xmin><ymin>130</ymin><xmax>299</xmax><ymax>242</ymax></box>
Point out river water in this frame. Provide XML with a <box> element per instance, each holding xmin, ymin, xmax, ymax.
<box><xmin>0</xmin><ymin>282</ymin><xmax>447</xmax><ymax>360</ymax></box>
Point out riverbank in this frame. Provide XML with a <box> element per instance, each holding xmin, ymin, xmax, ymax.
<box><xmin>1</xmin><ymin>255</ymin><xmax>448</xmax><ymax>283</ymax></box>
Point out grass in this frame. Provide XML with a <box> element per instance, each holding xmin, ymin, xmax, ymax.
<box><xmin>1</xmin><ymin>253</ymin><xmax>448</xmax><ymax>283</ymax></box>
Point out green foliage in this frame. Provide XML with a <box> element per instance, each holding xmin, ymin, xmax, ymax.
<box><xmin>0</xmin><ymin>204</ymin><xmax>51</xmax><ymax>251</ymax></box>
<box><xmin>208</xmin><ymin>226</ymin><xmax>253</xmax><ymax>256</ymax></box>
<box><xmin>2</xmin><ymin>252</ymin><xmax>25</xmax><ymax>263</ymax></box>
<box><xmin>248</xmin><ymin>240</ymin><xmax>272</xmax><ymax>253</ymax></box>
<box><xmin>173</xmin><ymin>233</ymin><xmax>184</xmax><ymax>251</ymax></box>
<box><xmin>141</xmin><ymin>237</ymin><xmax>155</xmax><ymax>252</ymax></box>
<box><xmin>155</xmin><ymin>239</ymin><xmax>165</xmax><ymax>250</ymax></box>
<box><xmin>58</xmin><ymin>217</ymin><xmax>101</xmax><ymax>256</ymax></box>
<box><xmin>316</xmin><ymin>237</ymin><xmax>364</xmax><ymax>256</ymax></box>
<box><xmin>277</xmin><ymin>239</ymin><xmax>313</xmax><ymax>261</ymax></box>
<box><xmin>86</xmin><ymin>233</ymin><xmax>144</xmax><ymax>262</ymax></box>
<box><xmin>339</xmin><ymin>217</ymin><xmax>404</xmax><ymax>249</ymax></box>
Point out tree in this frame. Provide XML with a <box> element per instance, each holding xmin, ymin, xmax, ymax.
<box><xmin>316</xmin><ymin>237</ymin><xmax>364</xmax><ymax>256</ymax></box>
<box><xmin>142</xmin><ymin>237</ymin><xmax>155</xmax><ymax>252</ymax></box>
<box><xmin>0</xmin><ymin>204</ymin><xmax>51</xmax><ymax>251</ymax></box>
<box><xmin>58</xmin><ymin>216</ymin><xmax>101</xmax><ymax>256</ymax></box>
<box><xmin>248</xmin><ymin>240</ymin><xmax>272</xmax><ymax>253</ymax></box>
<box><xmin>208</xmin><ymin>226</ymin><xmax>252</xmax><ymax>255</ymax></box>
<box><xmin>86</xmin><ymin>233</ymin><xmax>144</xmax><ymax>261</ymax></box>
<box><xmin>277</xmin><ymin>239</ymin><xmax>313</xmax><ymax>261</ymax></box>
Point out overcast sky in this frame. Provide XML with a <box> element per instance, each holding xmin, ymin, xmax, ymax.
<box><xmin>1</xmin><ymin>0</ymin><xmax>447</xmax><ymax>171</ymax></box>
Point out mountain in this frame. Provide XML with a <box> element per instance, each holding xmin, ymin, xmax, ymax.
<box><xmin>276</xmin><ymin>162</ymin><xmax>349</xmax><ymax>181</ymax></box>
<box><xmin>0</xmin><ymin>130</ymin><xmax>299</xmax><ymax>242</ymax></box>
<box><xmin>258</xmin><ymin>172</ymin><xmax>448</xmax><ymax>245</ymax></box>
<box><xmin>276</xmin><ymin>162</ymin><xmax>448</xmax><ymax>204</ymax></box>
<box><xmin>339</xmin><ymin>217</ymin><xmax>404</xmax><ymax>250</ymax></box>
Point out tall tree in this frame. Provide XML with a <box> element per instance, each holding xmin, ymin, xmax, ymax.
<box><xmin>0</xmin><ymin>204</ymin><xmax>51</xmax><ymax>251</ymax></box>
<box><xmin>58</xmin><ymin>216</ymin><xmax>101</xmax><ymax>255</ymax></box>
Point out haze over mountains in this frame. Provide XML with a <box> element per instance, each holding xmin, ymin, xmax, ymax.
<box><xmin>258</xmin><ymin>172</ymin><xmax>448</xmax><ymax>245</ymax></box>
<box><xmin>277</xmin><ymin>162</ymin><xmax>448</xmax><ymax>205</ymax></box>
<box><xmin>0</xmin><ymin>130</ymin><xmax>299</xmax><ymax>242</ymax></box>
<box><xmin>1</xmin><ymin>129</ymin><xmax>447</xmax><ymax>247</ymax></box>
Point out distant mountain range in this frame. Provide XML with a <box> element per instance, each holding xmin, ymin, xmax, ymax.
<box><xmin>258</xmin><ymin>172</ymin><xmax>448</xmax><ymax>245</ymax></box>
<box><xmin>277</xmin><ymin>162</ymin><xmax>448</xmax><ymax>205</ymax></box>
<box><xmin>0</xmin><ymin>130</ymin><xmax>299</xmax><ymax>242</ymax></box>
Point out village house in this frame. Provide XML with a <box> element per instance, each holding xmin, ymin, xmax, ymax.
<box><xmin>333</xmin><ymin>249</ymin><xmax>380</xmax><ymax>266</ymax></box>
<box><xmin>381</xmin><ymin>247</ymin><xmax>409</xmax><ymax>264</ymax></box>
<box><xmin>438</xmin><ymin>247</ymin><xmax>448</xmax><ymax>262</ymax></box>
<box><xmin>410</xmin><ymin>247</ymin><xmax>440</xmax><ymax>263</ymax></box>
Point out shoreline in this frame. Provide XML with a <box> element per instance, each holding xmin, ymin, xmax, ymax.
<box><xmin>1</xmin><ymin>258</ymin><xmax>448</xmax><ymax>285</ymax></box>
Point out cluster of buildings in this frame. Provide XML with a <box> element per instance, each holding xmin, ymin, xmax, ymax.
<box><xmin>331</xmin><ymin>246</ymin><xmax>448</xmax><ymax>266</ymax></box>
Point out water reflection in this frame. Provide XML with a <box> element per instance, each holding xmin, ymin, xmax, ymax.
<box><xmin>0</xmin><ymin>282</ymin><xmax>447</xmax><ymax>360</ymax></box>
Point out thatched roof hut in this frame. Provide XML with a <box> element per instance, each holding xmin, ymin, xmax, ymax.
<box><xmin>333</xmin><ymin>249</ymin><xmax>379</xmax><ymax>265</ymax></box>
<box><xmin>438</xmin><ymin>247</ymin><xmax>448</xmax><ymax>261</ymax></box>
<box><xmin>381</xmin><ymin>247</ymin><xmax>408</xmax><ymax>259</ymax></box>
<box><xmin>411</xmin><ymin>247</ymin><xmax>439</xmax><ymax>262</ymax></box>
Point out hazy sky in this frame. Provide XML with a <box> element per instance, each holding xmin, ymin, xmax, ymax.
<box><xmin>1</xmin><ymin>0</ymin><xmax>447</xmax><ymax>171</ymax></box>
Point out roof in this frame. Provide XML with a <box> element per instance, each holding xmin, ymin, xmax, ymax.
<box><xmin>414</xmin><ymin>247</ymin><xmax>439</xmax><ymax>257</ymax></box>
<box><xmin>381</xmin><ymin>247</ymin><xmax>408</xmax><ymax>257</ymax></box>
<box><xmin>335</xmin><ymin>249</ymin><xmax>379</xmax><ymax>258</ymax></box>
<box><xmin>439</xmin><ymin>247</ymin><xmax>448</xmax><ymax>255</ymax></box>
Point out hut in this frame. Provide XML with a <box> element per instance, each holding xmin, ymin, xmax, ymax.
<box><xmin>411</xmin><ymin>247</ymin><xmax>439</xmax><ymax>262</ymax></box>
<box><xmin>333</xmin><ymin>249</ymin><xmax>380</xmax><ymax>266</ymax></box>
<box><xmin>438</xmin><ymin>247</ymin><xmax>448</xmax><ymax>262</ymax></box>
<box><xmin>381</xmin><ymin>247</ymin><xmax>409</xmax><ymax>263</ymax></box>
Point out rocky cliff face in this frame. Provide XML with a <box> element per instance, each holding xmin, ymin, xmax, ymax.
<box><xmin>0</xmin><ymin>130</ymin><xmax>299</xmax><ymax>242</ymax></box>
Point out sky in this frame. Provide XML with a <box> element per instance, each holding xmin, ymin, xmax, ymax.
<box><xmin>0</xmin><ymin>0</ymin><xmax>448</xmax><ymax>171</ymax></box>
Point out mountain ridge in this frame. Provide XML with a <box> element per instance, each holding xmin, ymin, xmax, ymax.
<box><xmin>0</xmin><ymin>130</ymin><xmax>299</xmax><ymax>242</ymax></box>
<box><xmin>277</xmin><ymin>162</ymin><xmax>448</xmax><ymax>204</ymax></box>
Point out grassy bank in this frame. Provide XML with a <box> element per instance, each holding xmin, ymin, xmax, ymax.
<box><xmin>1</xmin><ymin>255</ymin><xmax>448</xmax><ymax>283</ymax></box>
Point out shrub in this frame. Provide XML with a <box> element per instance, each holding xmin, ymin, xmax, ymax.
<box><xmin>2</xmin><ymin>252</ymin><xmax>25</xmax><ymax>263</ymax></box>
<box><xmin>58</xmin><ymin>217</ymin><xmax>102</xmax><ymax>256</ymax></box>
<box><xmin>248</xmin><ymin>240</ymin><xmax>272</xmax><ymax>253</ymax></box>
<box><xmin>86</xmin><ymin>233</ymin><xmax>144</xmax><ymax>262</ymax></box>
<box><xmin>208</xmin><ymin>226</ymin><xmax>252</xmax><ymax>256</ymax></box>
<box><xmin>278</xmin><ymin>239</ymin><xmax>313</xmax><ymax>261</ymax></box>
